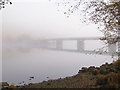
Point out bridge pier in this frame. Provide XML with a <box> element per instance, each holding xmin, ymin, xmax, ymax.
<box><xmin>39</xmin><ymin>37</ymin><xmax>119</xmax><ymax>56</ymax></box>
<box><xmin>56</xmin><ymin>40</ymin><xmax>63</xmax><ymax>50</ymax></box>
<box><xmin>77</xmin><ymin>40</ymin><xmax>84</xmax><ymax>51</ymax></box>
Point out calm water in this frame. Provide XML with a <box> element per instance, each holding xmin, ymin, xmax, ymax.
<box><xmin>2</xmin><ymin>40</ymin><xmax>116</xmax><ymax>85</ymax></box>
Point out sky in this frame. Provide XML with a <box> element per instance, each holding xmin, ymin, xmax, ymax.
<box><xmin>1</xmin><ymin>0</ymin><xmax>104</xmax><ymax>40</ymax></box>
<box><xmin>0</xmin><ymin>0</ymin><xmax>111</xmax><ymax>83</ymax></box>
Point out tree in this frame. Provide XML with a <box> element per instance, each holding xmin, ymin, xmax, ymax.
<box><xmin>0</xmin><ymin>0</ymin><xmax>12</xmax><ymax>10</ymax></box>
<box><xmin>56</xmin><ymin>0</ymin><xmax>120</xmax><ymax>59</ymax></box>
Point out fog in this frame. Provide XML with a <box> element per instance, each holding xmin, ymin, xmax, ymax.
<box><xmin>2</xmin><ymin>0</ymin><xmax>104</xmax><ymax>39</ymax></box>
<box><xmin>1</xmin><ymin>0</ymin><xmax>117</xmax><ymax>85</ymax></box>
<box><xmin>0</xmin><ymin>8</ymin><xmax>2</xmax><ymax>83</ymax></box>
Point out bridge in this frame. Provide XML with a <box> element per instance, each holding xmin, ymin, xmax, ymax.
<box><xmin>39</xmin><ymin>37</ymin><xmax>118</xmax><ymax>56</ymax></box>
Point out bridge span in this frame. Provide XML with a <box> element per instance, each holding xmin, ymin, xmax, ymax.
<box><xmin>39</xmin><ymin>37</ymin><xmax>118</xmax><ymax>56</ymax></box>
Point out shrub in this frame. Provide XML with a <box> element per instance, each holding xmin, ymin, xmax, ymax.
<box><xmin>91</xmin><ymin>68</ymin><xmax>100</xmax><ymax>75</ymax></box>
<box><xmin>78</xmin><ymin>67</ymin><xmax>88</xmax><ymax>73</ymax></box>
<box><xmin>96</xmin><ymin>72</ymin><xmax>120</xmax><ymax>88</ymax></box>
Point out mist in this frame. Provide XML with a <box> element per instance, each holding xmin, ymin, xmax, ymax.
<box><xmin>1</xmin><ymin>0</ymin><xmax>117</xmax><ymax>85</ymax></box>
<box><xmin>2</xmin><ymin>0</ymin><xmax>104</xmax><ymax>40</ymax></box>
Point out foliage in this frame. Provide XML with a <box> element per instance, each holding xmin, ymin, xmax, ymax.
<box><xmin>97</xmin><ymin>72</ymin><xmax>120</xmax><ymax>88</ymax></box>
<box><xmin>0</xmin><ymin>0</ymin><xmax>12</xmax><ymax>10</ymax></box>
<box><xmin>79</xmin><ymin>66</ymin><xmax>100</xmax><ymax>75</ymax></box>
<box><xmin>79</xmin><ymin>60</ymin><xmax>120</xmax><ymax>75</ymax></box>
<box><xmin>1</xmin><ymin>82</ymin><xmax>9</xmax><ymax>87</ymax></box>
<box><xmin>8</xmin><ymin>85</ymin><xmax>16</xmax><ymax>88</ymax></box>
<box><xmin>113</xmin><ymin>59</ymin><xmax>120</xmax><ymax>71</ymax></box>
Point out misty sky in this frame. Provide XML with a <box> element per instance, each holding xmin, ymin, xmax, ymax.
<box><xmin>2</xmin><ymin>0</ymin><xmax>104</xmax><ymax>40</ymax></box>
<box><xmin>0</xmin><ymin>0</ymin><xmax>113</xmax><ymax>83</ymax></box>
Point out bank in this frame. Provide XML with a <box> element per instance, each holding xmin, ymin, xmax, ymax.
<box><xmin>2</xmin><ymin>60</ymin><xmax>120</xmax><ymax>89</ymax></box>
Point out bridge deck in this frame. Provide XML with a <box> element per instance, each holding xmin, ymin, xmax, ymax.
<box><xmin>43</xmin><ymin>37</ymin><xmax>102</xmax><ymax>41</ymax></box>
<box><xmin>40</xmin><ymin>37</ymin><xmax>118</xmax><ymax>56</ymax></box>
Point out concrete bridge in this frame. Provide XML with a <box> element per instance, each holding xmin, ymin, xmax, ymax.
<box><xmin>39</xmin><ymin>37</ymin><xmax>118</xmax><ymax>56</ymax></box>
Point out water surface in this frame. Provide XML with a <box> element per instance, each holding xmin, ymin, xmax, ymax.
<box><xmin>2</xmin><ymin>41</ymin><xmax>115</xmax><ymax>85</ymax></box>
